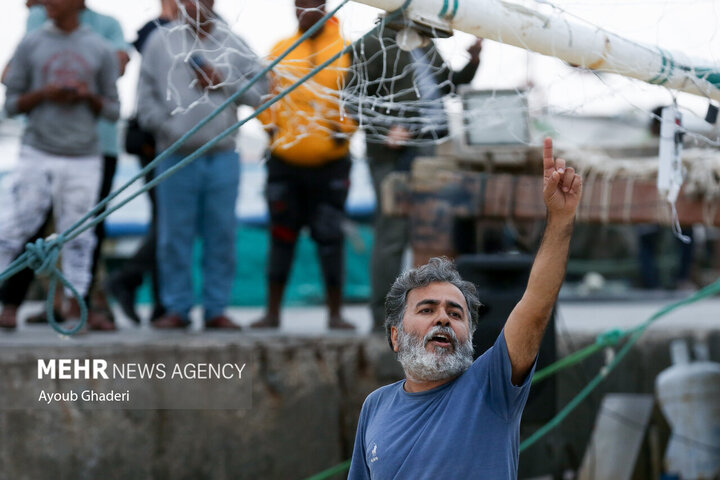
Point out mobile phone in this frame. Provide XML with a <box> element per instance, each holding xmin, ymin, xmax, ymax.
<box><xmin>189</xmin><ymin>54</ymin><xmax>206</xmax><ymax>70</ymax></box>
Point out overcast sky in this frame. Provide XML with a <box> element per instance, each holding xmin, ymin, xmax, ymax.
<box><xmin>1</xmin><ymin>0</ymin><xmax>720</xmax><ymax>123</ymax></box>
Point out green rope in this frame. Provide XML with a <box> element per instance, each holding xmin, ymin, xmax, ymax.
<box><xmin>0</xmin><ymin>235</ymin><xmax>88</xmax><ymax>334</ymax></box>
<box><xmin>520</xmin><ymin>276</ymin><xmax>720</xmax><ymax>452</ymax></box>
<box><xmin>529</xmin><ymin>281</ymin><xmax>719</xmax><ymax>387</ymax></box>
<box><xmin>438</xmin><ymin>0</ymin><xmax>449</xmax><ymax>17</ymax></box>
<box><xmin>532</xmin><ymin>328</ymin><xmax>624</xmax><ymax>384</ymax></box>
<box><xmin>0</xmin><ymin>0</ymin><xmax>353</xmax><ymax>335</ymax></box>
<box><xmin>304</xmin><ymin>460</ymin><xmax>352</xmax><ymax>480</ymax></box>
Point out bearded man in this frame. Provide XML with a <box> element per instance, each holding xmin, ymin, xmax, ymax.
<box><xmin>348</xmin><ymin>138</ymin><xmax>582</xmax><ymax>479</ymax></box>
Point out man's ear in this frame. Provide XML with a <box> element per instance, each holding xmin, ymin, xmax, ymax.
<box><xmin>390</xmin><ymin>326</ymin><xmax>399</xmax><ymax>352</ymax></box>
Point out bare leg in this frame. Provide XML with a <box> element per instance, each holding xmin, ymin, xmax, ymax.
<box><xmin>327</xmin><ymin>286</ymin><xmax>355</xmax><ymax>330</ymax></box>
<box><xmin>250</xmin><ymin>282</ymin><xmax>284</xmax><ymax>328</ymax></box>
<box><xmin>0</xmin><ymin>304</ymin><xmax>18</xmax><ymax>329</ymax></box>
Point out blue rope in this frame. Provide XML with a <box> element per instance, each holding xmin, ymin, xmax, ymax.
<box><xmin>0</xmin><ymin>2</ymin><xmax>411</xmax><ymax>336</ymax></box>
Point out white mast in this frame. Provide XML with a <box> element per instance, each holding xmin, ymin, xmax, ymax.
<box><xmin>354</xmin><ymin>0</ymin><xmax>720</xmax><ymax>101</ymax></box>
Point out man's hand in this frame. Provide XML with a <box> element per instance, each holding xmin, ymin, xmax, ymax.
<box><xmin>19</xmin><ymin>82</ymin><xmax>103</xmax><ymax>115</ymax></box>
<box><xmin>504</xmin><ymin>137</ymin><xmax>581</xmax><ymax>385</ymax></box>
<box><xmin>542</xmin><ymin>137</ymin><xmax>582</xmax><ymax>220</ymax></box>
<box><xmin>195</xmin><ymin>65</ymin><xmax>224</xmax><ymax>89</ymax></box>
<box><xmin>386</xmin><ymin>125</ymin><xmax>410</xmax><ymax>149</ymax></box>
<box><xmin>467</xmin><ymin>38</ymin><xmax>482</xmax><ymax>65</ymax></box>
<box><xmin>44</xmin><ymin>84</ymin><xmax>80</xmax><ymax>103</ymax></box>
<box><xmin>191</xmin><ymin>56</ymin><xmax>224</xmax><ymax>90</ymax></box>
<box><xmin>68</xmin><ymin>81</ymin><xmax>104</xmax><ymax>115</ymax></box>
<box><xmin>16</xmin><ymin>84</ymin><xmax>74</xmax><ymax>113</ymax></box>
<box><xmin>73</xmin><ymin>81</ymin><xmax>90</xmax><ymax>99</ymax></box>
<box><xmin>116</xmin><ymin>50</ymin><xmax>130</xmax><ymax>77</ymax></box>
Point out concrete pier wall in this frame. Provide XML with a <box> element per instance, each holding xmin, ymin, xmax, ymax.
<box><xmin>0</xmin><ymin>335</ymin><xmax>402</xmax><ymax>480</ymax></box>
<box><xmin>1</xmin><ymin>299</ymin><xmax>718</xmax><ymax>479</ymax></box>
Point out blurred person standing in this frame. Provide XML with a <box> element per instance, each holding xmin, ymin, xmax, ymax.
<box><xmin>0</xmin><ymin>0</ymin><xmax>130</xmax><ymax>330</ymax></box>
<box><xmin>136</xmin><ymin>0</ymin><xmax>267</xmax><ymax>330</ymax></box>
<box><xmin>251</xmin><ymin>0</ymin><xmax>357</xmax><ymax>330</ymax></box>
<box><xmin>0</xmin><ymin>0</ymin><xmax>48</xmax><ymax>327</ymax></box>
<box><xmin>105</xmin><ymin>0</ymin><xmax>179</xmax><ymax>324</ymax></box>
<box><xmin>5</xmin><ymin>0</ymin><xmax>131</xmax><ymax>330</ymax></box>
<box><xmin>636</xmin><ymin>106</ymin><xmax>695</xmax><ymax>290</ymax></box>
<box><xmin>0</xmin><ymin>0</ymin><xmax>119</xmax><ymax>329</ymax></box>
<box><xmin>132</xmin><ymin>0</ymin><xmax>178</xmax><ymax>53</ymax></box>
<box><xmin>348</xmin><ymin>21</ymin><xmax>482</xmax><ymax>332</ymax></box>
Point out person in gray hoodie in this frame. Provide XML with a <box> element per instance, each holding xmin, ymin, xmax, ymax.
<box><xmin>0</xmin><ymin>0</ymin><xmax>119</xmax><ymax>329</ymax></box>
<box><xmin>137</xmin><ymin>0</ymin><xmax>268</xmax><ymax>330</ymax></box>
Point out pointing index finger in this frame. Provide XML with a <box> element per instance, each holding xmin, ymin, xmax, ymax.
<box><xmin>543</xmin><ymin>137</ymin><xmax>554</xmax><ymax>172</ymax></box>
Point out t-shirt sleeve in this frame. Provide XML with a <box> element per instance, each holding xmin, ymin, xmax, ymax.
<box><xmin>475</xmin><ymin>329</ymin><xmax>536</xmax><ymax>421</ymax></box>
<box><xmin>2</xmin><ymin>38</ymin><xmax>32</xmax><ymax>116</ymax></box>
<box><xmin>102</xmin><ymin>16</ymin><xmax>130</xmax><ymax>53</ymax></box>
<box><xmin>25</xmin><ymin>6</ymin><xmax>46</xmax><ymax>33</ymax></box>
<box><xmin>347</xmin><ymin>397</ymin><xmax>372</xmax><ymax>480</ymax></box>
<box><xmin>229</xmin><ymin>35</ymin><xmax>268</xmax><ymax>108</ymax></box>
<box><xmin>136</xmin><ymin>32</ymin><xmax>169</xmax><ymax>133</ymax></box>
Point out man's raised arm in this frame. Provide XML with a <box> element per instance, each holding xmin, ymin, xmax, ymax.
<box><xmin>504</xmin><ymin>137</ymin><xmax>582</xmax><ymax>385</ymax></box>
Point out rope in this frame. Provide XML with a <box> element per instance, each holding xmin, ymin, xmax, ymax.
<box><xmin>0</xmin><ymin>235</ymin><xmax>87</xmax><ymax>335</ymax></box>
<box><xmin>304</xmin><ymin>460</ymin><xmax>352</xmax><ymax>480</ymax></box>
<box><xmin>519</xmin><ymin>276</ymin><xmax>720</xmax><ymax>451</ymax></box>
<box><xmin>0</xmin><ymin>0</ymin><xmax>366</xmax><ymax>335</ymax></box>
<box><xmin>531</xmin><ymin>328</ymin><xmax>624</xmax><ymax>384</ymax></box>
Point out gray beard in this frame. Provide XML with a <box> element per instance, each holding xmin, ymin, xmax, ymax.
<box><xmin>396</xmin><ymin>324</ymin><xmax>474</xmax><ymax>383</ymax></box>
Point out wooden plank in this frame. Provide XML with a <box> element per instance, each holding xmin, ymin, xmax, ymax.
<box><xmin>385</xmin><ymin>172</ymin><xmax>720</xmax><ymax>226</ymax></box>
<box><xmin>483</xmin><ymin>174</ymin><xmax>515</xmax><ymax>218</ymax></box>
<box><xmin>409</xmin><ymin>193</ymin><xmax>455</xmax><ymax>252</ymax></box>
<box><xmin>514</xmin><ymin>176</ymin><xmax>546</xmax><ymax>220</ymax></box>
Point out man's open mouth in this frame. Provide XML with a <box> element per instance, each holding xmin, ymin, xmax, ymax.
<box><xmin>426</xmin><ymin>332</ymin><xmax>453</xmax><ymax>349</ymax></box>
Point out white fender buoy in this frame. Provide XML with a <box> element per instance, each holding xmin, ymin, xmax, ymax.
<box><xmin>656</xmin><ymin>339</ymin><xmax>720</xmax><ymax>479</ymax></box>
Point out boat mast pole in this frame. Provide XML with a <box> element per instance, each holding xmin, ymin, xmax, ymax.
<box><xmin>354</xmin><ymin>0</ymin><xmax>720</xmax><ymax>101</ymax></box>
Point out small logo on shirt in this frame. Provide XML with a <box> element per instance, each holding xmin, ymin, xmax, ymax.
<box><xmin>369</xmin><ymin>443</ymin><xmax>379</xmax><ymax>463</ymax></box>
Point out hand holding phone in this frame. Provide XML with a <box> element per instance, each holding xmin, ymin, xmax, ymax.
<box><xmin>189</xmin><ymin>54</ymin><xmax>223</xmax><ymax>89</ymax></box>
<box><xmin>45</xmin><ymin>84</ymin><xmax>78</xmax><ymax>103</ymax></box>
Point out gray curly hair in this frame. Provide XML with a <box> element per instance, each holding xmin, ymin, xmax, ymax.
<box><xmin>384</xmin><ymin>257</ymin><xmax>481</xmax><ymax>350</ymax></box>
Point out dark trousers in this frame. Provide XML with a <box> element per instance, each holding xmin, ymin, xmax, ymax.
<box><xmin>110</xmin><ymin>152</ymin><xmax>161</xmax><ymax>306</ymax></box>
<box><xmin>265</xmin><ymin>154</ymin><xmax>351</xmax><ymax>289</ymax></box>
<box><xmin>367</xmin><ymin>143</ymin><xmax>434</xmax><ymax>329</ymax></box>
<box><xmin>637</xmin><ymin>225</ymin><xmax>694</xmax><ymax>288</ymax></box>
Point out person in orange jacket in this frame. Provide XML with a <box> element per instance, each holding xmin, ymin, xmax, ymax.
<box><xmin>252</xmin><ymin>0</ymin><xmax>357</xmax><ymax>330</ymax></box>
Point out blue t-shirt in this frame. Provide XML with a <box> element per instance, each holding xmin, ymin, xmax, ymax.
<box><xmin>348</xmin><ymin>331</ymin><xmax>534</xmax><ymax>479</ymax></box>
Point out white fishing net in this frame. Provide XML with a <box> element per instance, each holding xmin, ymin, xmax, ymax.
<box><xmin>130</xmin><ymin>0</ymin><xmax>719</xmax><ymax>156</ymax></box>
